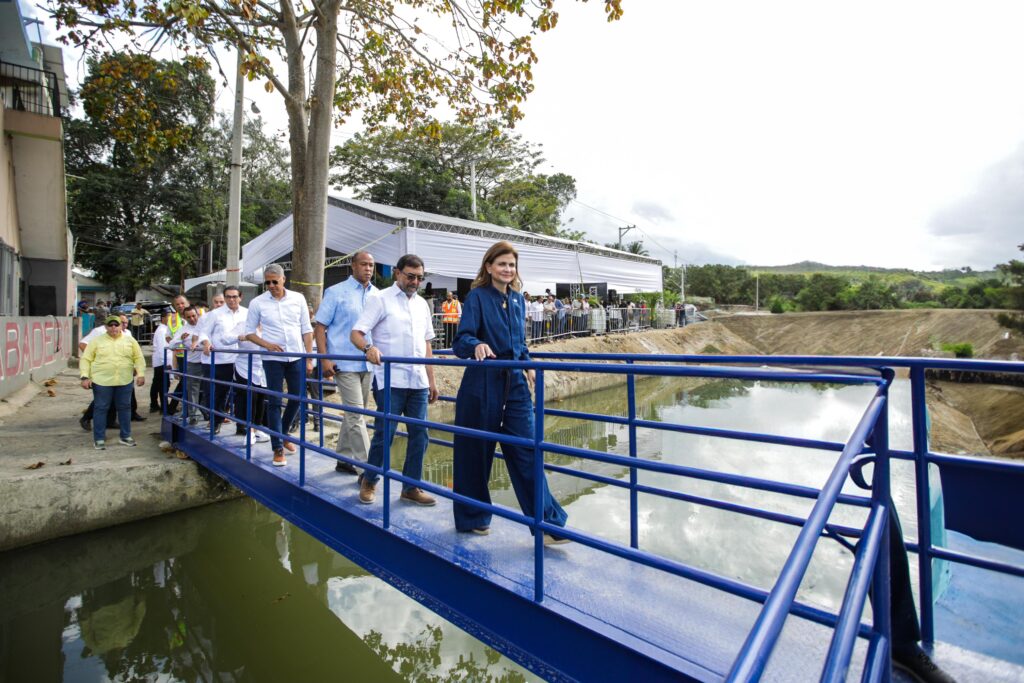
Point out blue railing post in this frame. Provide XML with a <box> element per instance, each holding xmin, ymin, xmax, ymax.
<box><xmin>208</xmin><ymin>351</ymin><xmax>216</xmax><ymax>439</ymax></box>
<box><xmin>180</xmin><ymin>354</ymin><xmax>189</xmax><ymax>428</ymax></box>
<box><xmin>872</xmin><ymin>369</ymin><xmax>894</xmax><ymax>683</ymax></box>
<box><xmin>317</xmin><ymin>360</ymin><xmax>325</xmax><ymax>450</ymax></box>
<box><xmin>382</xmin><ymin>362</ymin><xmax>392</xmax><ymax>530</ymax></box>
<box><xmin>534</xmin><ymin>367</ymin><xmax>546</xmax><ymax>603</ymax></box>
<box><xmin>245</xmin><ymin>352</ymin><xmax>253</xmax><ymax>462</ymax></box>
<box><xmin>299</xmin><ymin>355</ymin><xmax>308</xmax><ymax>487</ymax></box>
<box><xmin>627</xmin><ymin>359</ymin><xmax>639</xmax><ymax>549</ymax></box>
<box><xmin>910</xmin><ymin>365</ymin><xmax>934</xmax><ymax>643</ymax></box>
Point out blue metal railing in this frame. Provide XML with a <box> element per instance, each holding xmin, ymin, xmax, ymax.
<box><xmin>163</xmin><ymin>349</ymin><xmax>1024</xmax><ymax>681</ymax></box>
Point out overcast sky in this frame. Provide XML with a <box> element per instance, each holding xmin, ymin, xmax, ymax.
<box><xmin>32</xmin><ymin>1</ymin><xmax>1024</xmax><ymax>270</ymax></box>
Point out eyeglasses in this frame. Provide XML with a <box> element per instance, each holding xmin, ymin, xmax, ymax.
<box><xmin>400</xmin><ymin>271</ymin><xmax>426</xmax><ymax>282</ymax></box>
<box><xmin>264</xmin><ymin>280</ymin><xmax>280</xmax><ymax>286</ymax></box>
<box><xmin>107</xmin><ymin>321</ymin><xmax>121</xmax><ymax>327</ymax></box>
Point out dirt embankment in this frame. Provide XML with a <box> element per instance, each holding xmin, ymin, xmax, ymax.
<box><xmin>713</xmin><ymin>310</ymin><xmax>1024</xmax><ymax>458</ymax></box>
<box><xmin>432</xmin><ymin>323</ymin><xmax>761</xmax><ymax>402</ymax></box>
<box><xmin>435</xmin><ymin>310</ymin><xmax>1023</xmax><ymax>458</ymax></box>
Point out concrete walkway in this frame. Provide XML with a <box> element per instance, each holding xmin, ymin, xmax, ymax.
<box><xmin>0</xmin><ymin>365</ymin><xmax>240</xmax><ymax>552</ymax></box>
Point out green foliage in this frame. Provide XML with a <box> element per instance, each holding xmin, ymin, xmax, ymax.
<box><xmin>941</xmin><ymin>342</ymin><xmax>974</xmax><ymax>359</ymax></box>
<box><xmin>795</xmin><ymin>274</ymin><xmax>848</xmax><ymax>311</ymax></box>
<box><xmin>330</xmin><ymin>123</ymin><xmax>576</xmax><ymax>235</ymax></box>
<box><xmin>768</xmin><ymin>296</ymin><xmax>787</xmax><ymax>314</ymax></box>
<box><xmin>67</xmin><ymin>56</ymin><xmax>291</xmax><ymax>296</ymax></box>
<box><xmin>996</xmin><ymin>244</ymin><xmax>1024</xmax><ymax>335</ymax></box>
<box><xmin>685</xmin><ymin>264</ymin><xmax>752</xmax><ymax>305</ymax></box>
<box><xmin>840</xmin><ymin>276</ymin><xmax>899</xmax><ymax>310</ymax></box>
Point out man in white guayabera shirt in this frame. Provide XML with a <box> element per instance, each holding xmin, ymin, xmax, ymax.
<box><xmin>350</xmin><ymin>253</ymin><xmax>438</xmax><ymax>507</ymax></box>
<box><xmin>200</xmin><ymin>286</ymin><xmax>248</xmax><ymax>434</ymax></box>
<box><xmin>244</xmin><ymin>264</ymin><xmax>314</xmax><ymax>467</ymax></box>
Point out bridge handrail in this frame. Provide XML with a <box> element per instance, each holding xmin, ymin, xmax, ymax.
<box><xmin>163</xmin><ymin>348</ymin><xmax>1024</xmax><ymax>680</ymax></box>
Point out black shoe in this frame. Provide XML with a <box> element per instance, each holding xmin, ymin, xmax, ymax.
<box><xmin>79</xmin><ymin>415</ymin><xmax>91</xmax><ymax>431</ymax></box>
<box><xmin>131</xmin><ymin>414</ymin><xmax>147</xmax><ymax>422</ymax></box>
<box><xmin>893</xmin><ymin>644</ymin><xmax>957</xmax><ymax>683</ymax></box>
<box><xmin>335</xmin><ymin>461</ymin><xmax>359</xmax><ymax>475</ymax></box>
<box><xmin>235</xmin><ymin>428</ymin><xmax>247</xmax><ymax>436</ymax></box>
<box><xmin>213</xmin><ymin>424</ymin><xmax>221</xmax><ymax>435</ymax></box>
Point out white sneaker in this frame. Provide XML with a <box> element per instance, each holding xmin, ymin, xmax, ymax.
<box><xmin>252</xmin><ymin>431</ymin><xmax>270</xmax><ymax>443</ymax></box>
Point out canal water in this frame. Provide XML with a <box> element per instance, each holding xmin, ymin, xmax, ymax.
<box><xmin>0</xmin><ymin>376</ymin><xmax>924</xmax><ymax>681</ymax></box>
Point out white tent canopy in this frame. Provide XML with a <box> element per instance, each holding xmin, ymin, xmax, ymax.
<box><xmin>242</xmin><ymin>195</ymin><xmax>663</xmax><ymax>294</ymax></box>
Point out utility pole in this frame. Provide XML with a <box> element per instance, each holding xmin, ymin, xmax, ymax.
<box><xmin>681</xmin><ymin>263</ymin><xmax>686</xmax><ymax>302</ymax></box>
<box><xmin>470</xmin><ymin>160</ymin><xmax>477</xmax><ymax>218</ymax></box>
<box><xmin>225</xmin><ymin>47</ymin><xmax>245</xmax><ymax>287</ymax></box>
<box><xmin>617</xmin><ymin>225</ymin><xmax>636</xmax><ymax>250</ymax></box>
<box><xmin>755</xmin><ymin>274</ymin><xmax>760</xmax><ymax>312</ymax></box>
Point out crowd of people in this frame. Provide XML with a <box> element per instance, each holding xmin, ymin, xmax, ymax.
<box><xmin>72</xmin><ymin>243</ymin><xmax>954</xmax><ymax>681</ymax></box>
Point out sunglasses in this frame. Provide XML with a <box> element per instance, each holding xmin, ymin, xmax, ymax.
<box><xmin>264</xmin><ymin>279</ymin><xmax>280</xmax><ymax>286</ymax></box>
<box><xmin>401</xmin><ymin>271</ymin><xmax>426</xmax><ymax>282</ymax></box>
<box><xmin>107</xmin><ymin>321</ymin><xmax>121</xmax><ymax>327</ymax></box>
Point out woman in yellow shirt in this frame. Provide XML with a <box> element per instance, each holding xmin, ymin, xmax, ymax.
<box><xmin>80</xmin><ymin>315</ymin><xmax>146</xmax><ymax>450</ymax></box>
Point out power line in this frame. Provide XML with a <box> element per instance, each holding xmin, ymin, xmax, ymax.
<box><xmin>570</xmin><ymin>199</ymin><xmax>677</xmax><ymax>260</ymax></box>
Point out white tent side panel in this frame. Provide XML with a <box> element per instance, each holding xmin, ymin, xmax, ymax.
<box><xmin>576</xmin><ymin>251</ymin><xmax>662</xmax><ymax>294</ymax></box>
<box><xmin>242</xmin><ymin>210</ymin><xmax>405</xmax><ymax>281</ymax></box>
<box><xmin>243</xmin><ymin>204</ymin><xmax>662</xmax><ymax>293</ymax></box>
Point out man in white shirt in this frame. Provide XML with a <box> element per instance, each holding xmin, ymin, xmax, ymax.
<box><xmin>201</xmin><ymin>286</ymin><xmax>248</xmax><ymax>433</ymax></box>
<box><xmin>245</xmin><ymin>264</ymin><xmax>314</xmax><ymax>467</ymax></box>
<box><xmin>350</xmin><ymin>254</ymin><xmax>438</xmax><ymax>507</ymax></box>
<box><xmin>169</xmin><ymin>306</ymin><xmax>205</xmax><ymax>424</ymax></box>
<box><xmin>150</xmin><ymin>310</ymin><xmax>172</xmax><ymax>413</ymax></box>
<box><xmin>530</xmin><ymin>297</ymin><xmax>545</xmax><ymax>340</ymax></box>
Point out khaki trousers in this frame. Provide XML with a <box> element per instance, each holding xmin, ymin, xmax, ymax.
<box><xmin>335</xmin><ymin>371</ymin><xmax>371</xmax><ymax>462</ymax></box>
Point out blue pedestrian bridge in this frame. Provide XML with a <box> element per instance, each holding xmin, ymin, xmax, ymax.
<box><xmin>164</xmin><ymin>351</ymin><xmax>1024</xmax><ymax>682</ymax></box>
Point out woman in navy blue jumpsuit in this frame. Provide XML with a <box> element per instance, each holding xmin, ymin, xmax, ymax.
<box><xmin>452</xmin><ymin>242</ymin><xmax>569</xmax><ymax>539</ymax></box>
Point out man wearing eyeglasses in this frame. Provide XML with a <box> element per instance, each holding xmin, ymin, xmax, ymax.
<box><xmin>200</xmin><ymin>286</ymin><xmax>248</xmax><ymax>434</ymax></box>
<box><xmin>314</xmin><ymin>251</ymin><xmax>377</xmax><ymax>475</ymax></box>
<box><xmin>245</xmin><ymin>264</ymin><xmax>314</xmax><ymax>467</ymax></box>
<box><xmin>350</xmin><ymin>254</ymin><xmax>438</xmax><ymax>507</ymax></box>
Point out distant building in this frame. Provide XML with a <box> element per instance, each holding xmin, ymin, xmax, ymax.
<box><xmin>0</xmin><ymin>0</ymin><xmax>72</xmax><ymax>316</ymax></box>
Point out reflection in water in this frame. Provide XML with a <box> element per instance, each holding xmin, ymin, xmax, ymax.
<box><xmin>1</xmin><ymin>375</ymin><xmax>923</xmax><ymax>681</ymax></box>
<box><xmin>0</xmin><ymin>498</ymin><xmax>534</xmax><ymax>682</ymax></box>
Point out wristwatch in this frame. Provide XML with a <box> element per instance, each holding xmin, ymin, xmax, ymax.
<box><xmin>362</xmin><ymin>344</ymin><xmax>374</xmax><ymax>354</ymax></box>
<box><xmin>80</xmin><ymin>376</ymin><xmax>89</xmax><ymax>381</ymax></box>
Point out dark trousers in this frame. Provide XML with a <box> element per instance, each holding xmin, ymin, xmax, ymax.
<box><xmin>263</xmin><ymin>359</ymin><xmax>305</xmax><ymax>451</ymax></box>
<box><xmin>443</xmin><ymin>322</ymin><xmax>458</xmax><ymax>348</ymax></box>
<box><xmin>232</xmin><ymin>369</ymin><xmax>266</xmax><ymax>434</ymax></box>
<box><xmin>83</xmin><ymin>388</ymin><xmax>138</xmax><ymax>422</ymax></box>
<box><xmin>150</xmin><ymin>365</ymin><xmax>166</xmax><ymax>411</ymax></box>
<box><xmin>453</xmin><ymin>370</ymin><xmax>568</xmax><ymax>532</ymax></box>
<box><xmin>211</xmin><ymin>363</ymin><xmax>235</xmax><ymax>426</ymax></box>
<box><xmin>875</xmin><ymin>504</ymin><xmax>921</xmax><ymax>650</ymax></box>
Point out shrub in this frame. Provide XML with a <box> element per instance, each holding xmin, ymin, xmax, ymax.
<box><xmin>940</xmin><ymin>342</ymin><xmax>974</xmax><ymax>359</ymax></box>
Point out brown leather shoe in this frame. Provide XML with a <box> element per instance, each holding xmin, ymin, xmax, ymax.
<box><xmin>272</xmin><ymin>449</ymin><xmax>287</xmax><ymax>467</ymax></box>
<box><xmin>358</xmin><ymin>477</ymin><xmax>376</xmax><ymax>504</ymax></box>
<box><xmin>399</xmin><ymin>487</ymin><xmax>436</xmax><ymax>507</ymax></box>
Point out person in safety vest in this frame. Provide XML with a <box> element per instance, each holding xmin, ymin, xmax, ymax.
<box><xmin>440</xmin><ymin>291</ymin><xmax>462</xmax><ymax>348</ymax></box>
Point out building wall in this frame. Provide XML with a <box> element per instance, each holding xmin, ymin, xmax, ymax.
<box><xmin>0</xmin><ymin>106</ymin><xmax>21</xmax><ymax>251</ymax></box>
<box><xmin>0</xmin><ymin>315</ymin><xmax>73</xmax><ymax>399</ymax></box>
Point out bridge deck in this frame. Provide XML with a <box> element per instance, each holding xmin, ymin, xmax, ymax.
<box><xmin>170</xmin><ymin>422</ymin><xmax>869</xmax><ymax>682</ymax></box>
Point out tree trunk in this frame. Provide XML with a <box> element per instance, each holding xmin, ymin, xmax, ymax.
<box><xmin>283</xmin><ymin>2</ymin><xmax>339</xmax><ymax>311</ymax></box>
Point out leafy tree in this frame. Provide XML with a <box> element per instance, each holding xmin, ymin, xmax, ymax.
<box><xmin>685</xmin><ymin>264</ymin><xmax>751</xmax><ymax>304</ymax></box>
<box><xmin>331</xmin><ymin>123</ymin><xmax>577</xmax><ymax>235</ymax></box>
<box><xmin>67</xmin><ymin>55</ymin><xmax>291</xmax><ymax>296</ymax></box>
<box><xmin>48</xmin><ymin>0</ymin><xmax>624</xmax><ymax>306</ymax></box>
<box><xmin>996</xmin><ymin>244</ymin><xmax>1024</xmax><ymax>334</ymax></box>
<box><xmin>795</xmin><ymin>273</ymin><xmax>849</xmax><ymax>311</ymax></box>
<box><xmin>841</xmin><ymin>276</ymin><xmax>899</xmax><ymax>310</ymax></box>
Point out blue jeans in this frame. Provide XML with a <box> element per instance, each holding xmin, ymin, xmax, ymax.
<box><xmin>263</xmin><ymin>359</ymin><xmax>305</xmax><ymax>451</ymax></box>
<box><xmin>363</xmin><ymin>383</ymin><xmax>428</xmax><ymax>493</ymax></box>
<box><xmin>93</xmin><ymin>383</ymin><xmax>133</xmax><ymax>441</ymax></box>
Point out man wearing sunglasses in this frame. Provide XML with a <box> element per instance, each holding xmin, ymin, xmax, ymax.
<box><xmin>80</xmin><ymin>315</ymin><xmax>146</xmax><ymax>450</ymax></box>
<box><xmin>245</xmin><ymin>264</ymin><xmax>314</xmax><ymax>467</ymax></box>
<box><xmin>350</xmin><ymin>254</ymin><xmax>438</xmax><ymax>506</ymax></box>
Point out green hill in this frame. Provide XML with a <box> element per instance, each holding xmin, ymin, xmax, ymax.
<box><xmin>747</xmin><ymin>261</ymin><xmax>1001</xmax><ymax>289</ymax></box>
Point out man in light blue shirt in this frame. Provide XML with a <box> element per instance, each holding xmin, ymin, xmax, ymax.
<box><xmin>314</xmin><ymin>251</ymin><xmax>377</xmax><ymax>475</ymax></box>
